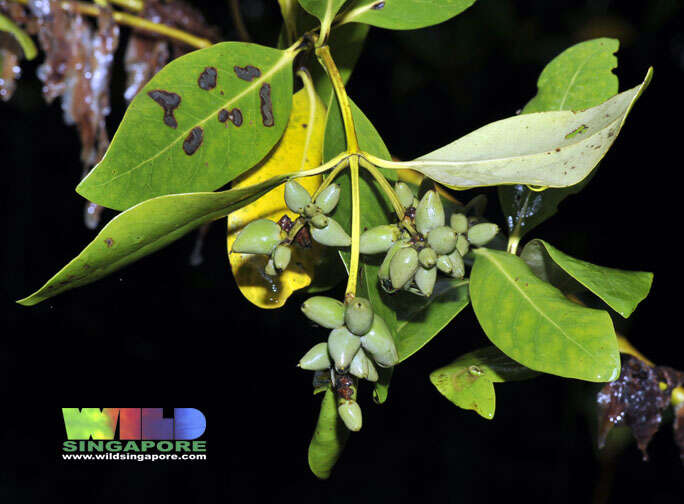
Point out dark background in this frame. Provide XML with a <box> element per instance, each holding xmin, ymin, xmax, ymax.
<box><xmin>2</xmin><ymin>0</ymin><xmax>683</xmax><ymax>502</ymax></box>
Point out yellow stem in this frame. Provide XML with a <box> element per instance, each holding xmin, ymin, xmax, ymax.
<box><xmin>346</xmin><ymin>155</ymin><xmax>361</xmax><ymax>297</ymax></box>
<box><xmin>311</xmin><ymin>156</ymin><xmax>348</xmax><ymax>201</ymax></box>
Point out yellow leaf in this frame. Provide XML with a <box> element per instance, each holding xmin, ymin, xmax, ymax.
<box><xmin>227</xmin><ymin>89</ymin><xmax>326</xmax><ymax>308</ymax></box>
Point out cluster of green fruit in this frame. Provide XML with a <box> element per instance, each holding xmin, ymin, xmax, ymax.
<box><xmin>360</xmin><ymin>183</ymin><xmax>499</xmax><ymax>296</ymax></box>
<box><xmin>297</xmin><ymin>295</ymin><xmax>399</xmax><ymax>431</ymax></box>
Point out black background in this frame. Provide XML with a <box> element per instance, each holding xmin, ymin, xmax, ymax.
<box><xmin>2</xmin><ymin>0</ymin><xmax>684</xmax><ymax>502</ymax></box>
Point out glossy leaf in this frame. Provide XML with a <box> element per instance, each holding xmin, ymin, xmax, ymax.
<box><xmin>339</xmin><ymin>0</ymin><xmax>476</xmax><ymax>30</ymax></box>
<box><xmin>18</xmin><ymin>178</ymin><xmax>288</xmax><ymax>306</ymax></box>
<box><xmin>469</xmin><ymin>248</ymin><xmax>620</xmax><ymax>382</ymax></box>
<box><xmin>499</xmin><ymin>38</ymin><xmax>619</xmax><ymax>238</ymax></box>
<box><xmin>308</xmin><ymin>388</ymin><xmax>350</xmax><ymax>479</ymax></box>
<box><xmin>77</xmin><ymin>42</ymin><xmax>299</xmax><ymax>211</ymax></box>
<box><xmin>226</xmin><ymin>89</ymin><xmax>325</xmax><ymax>309</ymax></box>
<box><xmin>521</xmin><ymin>239</ymin><xmax>653</xmax><ymax>318</ymax></box>
<box><xmin>411</xmin><ymin>70</ymin><xmax>651</xmax><ymax>189</ymax></box>
<box><xmin>0</xmin><ymin>13</ymin><xmax>37</xmax><ymax>60</ymax></box>
<box><xmin>430</xmin><ymin>346</ymin><xmax>537</xmax><ymax>419</ymax></box>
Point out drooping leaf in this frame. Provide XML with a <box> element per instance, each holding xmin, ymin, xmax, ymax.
<box><xmin>17</xmin><ymin>177</ymin><xmax>289</xmax><ymax>306</ymax></box>
<box><xmin>521</xmin><ymin>240</ymin><xmax>653</xmax><ymax>318</ymax></box>
<box><xmin>499</xmin><ymin>38</ymin><xmax>620</xmax><ymax>240</ymax></box>
<box><xmin>430</xmin><ymin>346</ymin><xmax>538</xmax><ymax>419</ymax></box>
<box><xmin>409</xmin><ymin>70</ymin><xmax>651</xmax><ymax>189</ymax></box>
<box><xmin>226</xmin><ymin>89</ymin><xmax>325</xmax><ymax>309</ymax></box>
<box><xmin>77</xmin><ymin>42</ymin><xmax>300</xmax><ymax>211</ymax></box>
<box><xmin>308</xmin><ymin>387</ymin><xmax>350</xmax><ymax>479</ymax></box>
<box><xmin>338</xmin><ymin>0</ymin><xmax>476</xmax><ymax>31</ymax></box>
<box><xmin>0</xmin><ymin>12</ymin><xmax>37</xmax><ymax>60</ymax></box>
<box><xmin>469</xmin><ymin>248</ymin><xmax>620</xmax><ymax>382</ymax></box>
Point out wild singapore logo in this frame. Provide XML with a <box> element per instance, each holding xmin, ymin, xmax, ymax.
<box><xmin>61</xmin><ymin>408</ymin><xmax>207</xmax><ymax>462</ymax></box>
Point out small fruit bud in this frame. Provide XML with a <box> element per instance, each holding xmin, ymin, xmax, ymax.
<box><xmin>349</xmin><ymin>348</ymin><xmax>378</xmax><ymax>382</ymax></box>
<box><xmin>310</xmin><ymin>213</ymin><xmax>329</xmax><ymax>229</ymax></box>
<box><xmin>301</xmin><ymin>296</ymin><xmax>345</xmax><ymax>328</ymax></box>
<box><xmin>338</xmin><ymin>399</ymin><xmax>362</xmax><ymax>432</ymax></box>
<box><xmin>450</xmin><ymin>213</ymin><xmax>468</xmax><ymax>234</ymax></box>
<box><xmin>455</xmin><ymin>234</ymin><xmax>470</xmax><ymax>257</ymax></box>
<box><xmin>311</xmin><ymin>218</ymin><xmax>351</xmax><ymax>247</ymax></box>
<box><xmin>436</xmin><ymin>255</ymin><xmax>453</xmax><ymax>274</ymax></box>
<box><xmin>232</xmin><ymin>219</ymin><xmax>282</xmax><ymax>255</ymax></box>
<box><xmin>284</xmin><ymin>180</ymin><xmax>311</xmax><ymax>214</ymax></box>
<box><xmin>344</xmin><ymin>297</ymin><xmax>374</xmax><ymax>336</ymax></box>
<box><xmin>394</xmin><ymin>182</ymin><xmax>414</xmax><ymax>209</ymax></box>
<box><xmin>359</xmin><ymin>224</ymin><xmax>401</xmax><ymax>254</ymax></box>
<box><xmin>303</xmin><ymin>202</ymin><xmax>319</xmax><ymax>218</ymax></box>
<box><xmin>360</xmin><ymin>315</ymin><xmax>399</xmax><ymax>368</ymax></box>
<box><xmin>414</xmin><ymin>266</ymin><xmax>437</xmax><ymax>297</ymax></box>
<box><xmin>427</xmin><ymin>226</ymin><xmax>457</xmax><ymax>255</ymax></box>
<box><xmin>389</xmin><ymin>247</ymin><xmax>418</xmax><ymax>290</ymax></box>
<box><xmin>298</xmin><ymin>342</ymin><xmax>331</xmax><ymax>370</ymax></box>
<box><xmin>265</xmin><ymin>258</ymin><xmax>277</xmax><ymax>276</ymax></box>
<box><xmin>468</xmin><ymin>223</ymin><xmax>499</xmax><ymax>246</ymax></box>
<box><xmin>447</xmin><ymin>250</ymin><xmax>465</xmax><ymax>279</ymax></box>
<box><xmin>272</xmin><ymin>244</ymin><xmax>291</xmax><ymax>273</ymax></box>
<box><xmin>415</xmin><ymin>190</ymin><xmax>445</xmax><ymax>235</ymax></box>
<box><xmin>314</xmin><ymin>183</ymin><xmax>341</xmax><ymax>214</ymax></box>
<box><xmin>418</xmin><ymin>247</ymin><xmax>437</xmax><ymax>269</ymax></box>
<box><xmin>328</xmin><ymin>326</ymin><xmax>361</xmax><ymax>371</ymax></box>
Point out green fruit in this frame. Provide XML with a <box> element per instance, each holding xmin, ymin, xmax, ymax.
<box><xmin>389</xmin><ymin>246</ymin><xmax>418</xmax><ymax>290</ymax></box>
<box><xmin>415</xmin><ymin>190</ymin><xmax>445</xmax><ymax>235</ymax></box>
<box><xmin>284</xmin><ymin>180</ymin><xmax>311</xmax><ymax>214</ymax></box>
<box><xmin>360</xmin><ymin>315</ymin><xmax>399</xmax><ymax>368</ymax></box>
<box><xmin>414</xmin><ymin>266</ymin><xmax>437</xmax><ymax>297</ymax></box>
<box><xmin>455</xmin><ymin>234</ymin><xmax>470</xmax><ymax>257</ymax></box>
<box><xmin>378</xmin><ymin>241</ymin><xmax>408</xmax><ymax>292</ymax></box>
<box><xmin>427</xmin><ymin>226</ymin><xmax>457</xmax><ymax>255</ymax></box>
<box><xmin>450</xmin><ymin>213</ymin><xmax>468</xmax><ymax>234</ymax></box>
<box><xmin>349</xmin><ymin>348</ymin><xmax>378</xmax><ymax>382</ymax></box>
<box><xmin>303</xmin><ymin>202</ymin><xmax>319</xmax><ymax>218</ymax></box>
<box><xmin>301</xmin><ymin>296</ymin><xmax>344</xmax><ymax>328</ymax></box>
<box><xmin>232</xmin><ymin>219</ymin><xmax>282</xmax><ymax>255</ymax></box>
<box><xmin>328</xmin><ymin>326</ymin><xmax>361</xmax><ymax>371</ymax></box>
<box><xmin>359</xmin><ymin>224</ymin><xmax>401</xmax><ymax>255</ymax></box>
<box><xmin>468</xmin><ymin>223</ymin><xmax>499</xmax><ymax>246</ymax></box>
<box><xmin>264</xmin><ymin>258</ymin><xmax>277</xmax><ymax>276</ymax></box>
<box><xmin>314</xmin><ymin>183</ymin><xmax>341</xmax><ymax>214</ymax></box>
<box><xmin>310</xmin><ymin>213</ymin><xmax>329</xmax><ymax>229</ymax></box>
<box><xmin>436</xmin><ymin>255</ymin><xmax>453</xmax><ymax>274</ymax></box>
<box><xmin>311</xmin><ymin>218</ymin><xmax>351</xmax><ymax>247</ymax></box>
<box><xmin>394</xmin><ymin>182</ymin><xmax>414</xmax><ymax>209</ymax></box>
<box><xmin>272</xmin><ymin>244</ymin><xmax>291</xmax><ymax>273</ymax></box>
<box><xmin>298</xmin><ymin>342</ymin><xmax>330</xmax><ymax>370</ymax></box>
<box><xmin>344</xmin><ymin>297</ymin><xmax>374</xmax><ymax>336</ymax></box>
<box><xmin>337</xmin><ymin>399</ymin><xmax>362</xmax><ymax>432</ymax></box>
<box><xmin>418</xmin><ymin>247</ymin><xmax>437</xmax><ymax>269</ymax></box>
<box><xmin>447</xmin><ymin>249</ymin><xmax>465</xmax><ymax>279</ymax></box>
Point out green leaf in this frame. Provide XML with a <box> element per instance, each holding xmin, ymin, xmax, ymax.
<box><xmin>499</xmin><ymin>38</ymin><xmax>620</xmax><ymax>239</ymax></box>
<box><xmin>77</xmin><ymin>42</ymin><xmax>299</xmax><ymax>211</ymax></box>
<box><xmin>17</xmin><ymin>177</ymin><xmax>288</xmax><ymax>306</ymax></box>
<box><xmin>430</xmin><ymin>346</ymin><xmax>537</xmax><ymax>419</ymax></box>
<box><xmin>521</xmin><ymin>240</ymin><xmax>653</xmax><ymax>318</ymax></box>
<box><xmin>308</xmin><ymin>388</ymin><xmax>349</xmax><ymax>479</ymax></box>
<box><xmin>0</xmin><ymin>13</ymin><xmax>37</xmax><ymax>60</ymax></box>
<box><xmin>372</xmin><ymin>367</ymin><xmax>392</xmax><ymax>404</ymax></box>
<box><xmin>410</xmin><ymin>70</ymin><xmax>651</xmax><ymax>189</ymax></box>
<box><xmin>339</xmin><ymin>0</ymin><xmax>476</xmax><ymax>30</ymax></box>
<box><xmin>297</xmin><ymin>0</ymin><xmax>346</xmax><ymax>30</ymax></box>
<box><xmin>469</xmin><ymin>248</ymin><xmax>620</xmax><ymax>382</ymax></box>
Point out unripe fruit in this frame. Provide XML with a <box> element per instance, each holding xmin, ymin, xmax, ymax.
<box><xmin>436</xmin><ymin>255</ymin><xmax>453</xmax><ymax>274</ymax></box>
<box><xmin>298</xmin><ymin>342</ymin><xmax>331</xmax><ymax>370</ymax></box>
<box><xmin>314</xmin><ymin>183</ymin><xmax>341</xmax><ymax>214</ymax></box>
<box><xmin>303</xmin><ymin>202</ymin><xmax>319</xmax><ymax>218</ymax></box>
<box><xmin>378</xmin><ymin>241</ymin><xmax>408</xmax><ymax>292</ymax></box>
<box><xmin>427</xmin><ymin>226</ymin><xmax>457</xmax><ymax>255</ymax></box>
<box><xmin>311</xmin><ymin>218</ymin><xmax>352</xmax><ymax>247</ymax></box>
<box><xmin>418</xmin><ymin>247</ymin><xmax>437</xmax><ymax>269</ymax></box>
<box><xmin>344</xmin><ymin>297</ymin><xmax>374</xmax><ymax>336</ymax></box>
<box><xmin>447</xmin><ymin>249</ymin><xmax>465</xmax><ymax>279</ymax></box>
<box><xmin>301</xmin><ymin>296</ymin><xmax>344</xmax><ymax>328</ymax></box>
<box><xmin>284</xmin><ymin>180</ymin><xmax>311</xmax><ymax>214</ymax></box>
<box><xmin>359</xmin><ymin>224</ymin><xmax>401</xmax><ymax>255</ymax></box>
<box><xmin>415</xmin><ymin>190</ymin><xmax>445</xmax><ymax>235</ymax></box>
<box><xmin>265</xmin><ymin>258</ymin><xmax>277</xmax><ymax>276</ymax></box>
<box><xmin>450</xmin><ymin>213</ymin><xmax>468</xmax><ymax>234</ymax></box>
<box><xmin>456</xmin><ymin>234</ymin><xmax>470</xmax><ymax>257</ymax></box>
<box><xmin>414</xmin><ymin>266</ymin><xmax>437</xmax><ymax>297</ymax></box>
<box><xmin>468</xmin><ymin>223</ymin><xmax>499</xmax><ymax>246</ymax></box>
<box><xmin>272</xmin><ymin>244</ymin><xmax>291</xmax><ymax>273</ymax></box>
<box><xmin>232</xmin><ymin>219</ymin><xmax>282</xmax><ymax>255</ymax></box>
<box><xmin>328</xmin><ymin>326</ymin><xmax>361</xmax><ymax>371</ymax></box>
<box><xmin>349</xmin><ymin>348</ymin><xmax>378</xmax><ymax>382</ymax></box>
<box><xmin>310</xmin><ymin>213</ymin><xmax>329</xmax><ymax>229</ymax></box>
<box><xmin>389</xmin><ymin>247</ymin><xmax>418</xmax><ymax>290</ymax></box>
<box><xmin>394</xmin><ymin>182</ymin><xmax>414</xmax><ymax>209</ymax></box>
<box><xmin>360</xmin><ymin>315</ymin><xmax>399</xmax><ymax>368</ymax></box>
<box><xmin>338</xmin><ymin>399</ymin><xmax>362</xmax><ymax>432</ymax></box>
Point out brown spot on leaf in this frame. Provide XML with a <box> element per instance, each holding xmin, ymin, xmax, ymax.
<box><xmin>105</xmin><ymin>237</ymin><xmax>115</xmax><ymax>248</ymax></box>
<box><xmin>372</xmin><ymin>1</ymin><xmax>386</xmax><ymax>9</ymax></box>
<box><xmin>233</xmin><ymin>64</ymin><xmax>261</xmax><ymax>81</ymax></box>
<box><xmin>217</xmin><ymin>107</ymin><xmax>242</xmax><ymax>127</ymax></box>
<box><xmin>148</xmin><ymin>89</ymin><xmax>181</xmax><ymax>128</ymax></box>
<box><xmin>183</xmin><ymin>127</ymin><xmax>203</xmax><ymax>155</ymax></box>
<box><xmin>218</xmin><ymin>109</ymin><xmax>229</xmax><ymax>122</ymax></box>
<box><xmin>197</xmin><ymin>66</ymin><xmax>217</xmax><ymax>90</ymax></box>
<box><xmin>259</xmin><ymin>83</ymin><xmax>274</xmax><ymax>127</ymax></box>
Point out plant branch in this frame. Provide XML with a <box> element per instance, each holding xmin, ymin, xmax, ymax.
<box><xmin>346</xmin><ymin>154</ymin><xmax>361</xmax><ymax>297</ymax></box>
